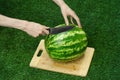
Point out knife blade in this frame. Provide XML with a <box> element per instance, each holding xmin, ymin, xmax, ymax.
<box><xmin>47</xmin><ymin>26</ymin><xmax>74</xmax><ymax>34</ymax></box>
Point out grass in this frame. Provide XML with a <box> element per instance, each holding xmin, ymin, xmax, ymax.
<box><xmin>0</xmin><ymin>0</ymin><xmax>120</xmax><ymax>80</ymax></box>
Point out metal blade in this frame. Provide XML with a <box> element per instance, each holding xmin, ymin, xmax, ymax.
<box><xmin>47</xmin><ymin>26</ymin><xmax>74</xmax><ymax>34</ymax></box>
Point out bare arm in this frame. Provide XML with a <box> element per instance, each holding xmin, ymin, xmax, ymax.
<box><xmin>0</xmin><ymin>14</ymin><xmax>49</xmax><ymax>37</ymax></box>
<box><xmin>0</xmin><ymin>14</ymin><xmax>27</xmax><ymax>30</ymax></box>
<box><xmin>53</xmin><ymin>0</ymin><xmax>65</xmax><ymax>7</ymax></box>
<box><xmin>53</xmin><ymin>0</ymin><xmax>81</xmax><ymax>27</ymax></box>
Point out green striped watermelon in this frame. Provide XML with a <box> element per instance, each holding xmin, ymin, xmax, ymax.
<box><xmin>45</xmin><ymin>24</ymin><xmax>88</xmax><ymax>62</ymax></box>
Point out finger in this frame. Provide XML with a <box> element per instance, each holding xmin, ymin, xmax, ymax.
<box><xmin>38</xmin><ymin>30</ymin><xmax>43</xmax><ymax>35</ymax></box>
<box><xmin>38</xmin><ymin>31</ymin><xmax>46</xmax><ymax>36</ymax></box>
<box><xmin>43</xmin><ymin>29</ymin><xmax>49</xmax><ymax>35</ymax></box>
<box><xmin>41</xmin><ymin>32</ymin><xmax>46</xmax><ymax>36</ymax></box>
<box><xmin>70</xmin><ymin>16</ymin><xmax>82</xmax><ymax>28</ymax></box>
<box><xmin>70</xmin><ymin>12</ymin><xmax>81</xmax><ymax>27</ymax></box>
<box><xmin>38</xmin><ymin>24</ymin><xmax>49</xmax><ymax>29</ymax></box>
<box><xmin>33</xmin><ymin>33</ymin><xmax>39</xmax><ymax>37</ymax></box>
<box><xmin>27</xmin><ymin>31</ymin><xmax>38</xmax><ymax>38</ymax></box>
<box><xmin>70</xmin><ymin>16</ymin><xmax>74</xmax><ymax>24</ymax></box>
<box><xmin>41</xmin><ymin>30</ymin><xmax>48</xmax><ymax>36</ymax></box>
<box><xmin>44</xmin><ymin>26</ymin><xmax>49</xmax><ymax>29</ymax></box>
<box><xmin>73</xmin><ymin>15</ymin><xmax>81</xmax><ymax>27</ymax></box>
<box><xmin>62</xmin><ymin>13</ymin><xmax>69</xmax><ymax>25</ymax></box>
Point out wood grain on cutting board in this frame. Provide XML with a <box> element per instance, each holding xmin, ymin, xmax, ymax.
<box><xmin>30</xmin><ymin>39</ymin><xmax>95</xmax><ymax>77</ymax></box>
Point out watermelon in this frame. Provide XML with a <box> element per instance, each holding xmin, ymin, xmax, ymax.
<box><xmin>45</xmin><ymin>24</ymin><xmax>88</xmax><ymax>62</ymax></box>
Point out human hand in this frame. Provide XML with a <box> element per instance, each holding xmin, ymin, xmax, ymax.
<box><xmin>60</xmin><ymin>4</ymin><xmax>81</xmax><ymax>27</ymax></box>
<box><xmin>0</xmin><ymin>14</ymin><xmax>49</xmax><ymax>37</ymax></box>
<box><xmin>53</xmin><ymin>0</ymin><xmax>81</xmax><ymax>27</ymax></box>
<box><xmin>23</xmin><ymin>22</ymin><xmax>49</xmax><ymax>37</ymax></box>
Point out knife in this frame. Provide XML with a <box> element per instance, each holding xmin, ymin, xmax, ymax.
<box><xmin>47</xmin><ymin>26</ymin><xmax>74</xmax><ymax>34</ymax></box>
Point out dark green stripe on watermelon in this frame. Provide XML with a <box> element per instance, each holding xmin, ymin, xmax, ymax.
<box><xmin>50</xmin><ymin>47</ymin><xmax>87</xmax><ymax>62</ymax></box>
<box><xmin>47</xmin><ymin>41</ymin><xmax>87</xmax><ymax>61</ymax></box>
<box><xmin>47</xmin><ymin>40</ymin><xmax>87</xmax><ymax>54</ymax></box>
<box><xmin>47</xmin><ymin>27</ymin><xmax>86</xmax><ymax>45</ymax></box>
<box><xmin>45</xmin><ymin>24</ymin><xmax>88</xmax><ymax>62</ymax></box>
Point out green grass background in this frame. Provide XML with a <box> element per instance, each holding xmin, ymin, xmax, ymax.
<box><xmin>0</xmin><ymin>0</ymin><xmax>120</xmax><ymax>80</ymax></box>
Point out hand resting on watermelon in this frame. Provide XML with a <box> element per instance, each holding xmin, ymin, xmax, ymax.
<box><xmin>0</xmin><ymin>14</ymin><xmax>49</xmax><ymax>37</ymax></box>
<box><xmin>53</xmin><ymin>0</ymin><xmax>81</xmax><ymax>27</ymax></box>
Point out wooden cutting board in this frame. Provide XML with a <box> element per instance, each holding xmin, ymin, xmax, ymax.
<box><xmin>29</xmin><ymin>39</ymin><xmax>95</xmax><ymax>77</ymax></box>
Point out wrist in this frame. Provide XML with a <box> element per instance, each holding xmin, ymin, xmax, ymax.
<box><xmin>53</xmin><ymin>0</ymin><xmax>66</xmax><ymax>7</ymax></box>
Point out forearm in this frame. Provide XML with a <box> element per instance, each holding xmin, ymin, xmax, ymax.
<box><xmin>53</xmin><ymin>0</ymin><xmax>66</xmax><ymax>8</ymax></box>
<box><xmin>0</xmin><ymin>14</ymin><xmax>27</xmax><ymax>30</ymax></box>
